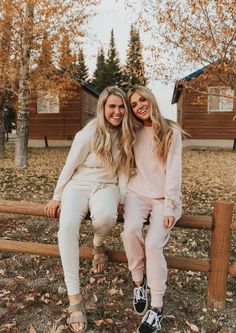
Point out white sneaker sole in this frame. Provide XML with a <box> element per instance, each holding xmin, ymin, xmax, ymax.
<box><xmin>136</xmin><ymin>313</ymin><xmax>163</xmax><ymax>332</ymax></box>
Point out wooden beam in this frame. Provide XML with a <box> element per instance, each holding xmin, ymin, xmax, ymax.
<box><xmin>0</xmin><ymin>200</ymin><xmax>212</xmax><ymax>230</ymax></box>
<box><xmin>207</xmin><ymin>201</ymin><xmax>233</xmax><ymax>309</ymax></box>
<box><xmin>230</xmin><ymin>222</ymin><xmax>236</xmax><ymax>230</ymax></box>
<box><xmin>229</xmin><ymin>262</ymin><xmax>236</xmax><ymax>277</ymax></box>
<box><xmin>177</xmin><ymin>215</ymin><xmax>212</xmax><ymax>230</ymax></box>
<box><xmin>167</xmin><ymin>255</ymin><xmax>209</xmax><ymax>272</ymax></box>
<box><xmin>0</xmin><ymin>239</ymin><xmax>209</xmax><ymax>272</ymax></box>
<box><xmin>0</xmin><ymin>200</ymin><xmax>46</xmax><ymax>217</ymax></box>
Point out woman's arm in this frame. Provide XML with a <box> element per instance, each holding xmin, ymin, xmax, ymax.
<box><xmin>117</xmin><ymin>171</ymin><xmax>129</xmax><ymax>205</ymax></box>
<box><xmin>164</xmin><ymin>127</ymin><xmax>182</xmax><ymax>218</ymax></box>
<box><xmin>52</xmin><ymin>129</ymin><xmax>91</xmax><ymax>201</ymax></box>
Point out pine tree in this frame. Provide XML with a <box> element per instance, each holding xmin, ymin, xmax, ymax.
<box><xmin>73</xmin><ymin>48</ymin><xmax>89</xmax><ymax>82</ymax></box>
<box><xmin>35</xmin><ymin>32</ymin><xmax>58</xmax><ymax>86</ymax></box>
<box><xmin>123</xmin><ymin>25</ymin><xmax>147</xmax><ymax>90</ymax></box>
<box><xmin>91</xmin><ymin>48</ymin><xmax>108</xmax><ymax>93</ymax></box>
<box><xmin>32</xmin><ymin>32</ymin><xmax>63</xmax><ymax>111</ymax></box>
<box><xmin>37</xmin><ymin>33</ymin><xmax>53</xmax><ymax>69</ymax></box>
<box><xmin>106</xmin><ymin>29</ymin><xmax>123</xmax><ymax>87</ymax></box>
<box><xmin>59</xmin><ymin>32</ymin><xmax>73</xmax><ymax>73</ymax></box>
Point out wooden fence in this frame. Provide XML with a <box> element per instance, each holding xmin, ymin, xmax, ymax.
<box><xmin>0</xmin><ymin>199</ymin><xmax>235</xmax><ymax>310</ymax></box>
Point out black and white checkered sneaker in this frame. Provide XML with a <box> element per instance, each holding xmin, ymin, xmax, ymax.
<box><xmin>137</xmin><ymin>309</ymin><xmax>163</xmax><ymax>333</ymax></box>
<box><xmin>133</xmin><ymin>275</ymin><xmax>148</xmax><ymax>315</ymax></box>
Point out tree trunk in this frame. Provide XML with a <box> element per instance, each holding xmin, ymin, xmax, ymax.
<box><xmin>0</xmin><ymin>92</ymin><xmax>6</xmax><ymax>159</ymax></box>
<box><xmin>15</xmin><ymin>2</ymin><xmax>34</xmax><ymax>167</ymax></box>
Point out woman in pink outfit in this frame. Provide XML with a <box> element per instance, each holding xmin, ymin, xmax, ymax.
<box><xmin>122</xmin><ymin>85</ymin><xmax>182</xmax><ymax>333</ymax></box>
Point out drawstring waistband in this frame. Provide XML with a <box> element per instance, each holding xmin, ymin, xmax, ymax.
<box><xmin>91</xmin><ymin>183</ymin><xmax>105</xmax><ymax>195</ymax></box>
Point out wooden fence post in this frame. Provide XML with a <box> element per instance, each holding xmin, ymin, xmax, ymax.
<box><xmin>207</xmin><ymin>201</ymin><xmax>233</xmax><ymax>309</ymax></box>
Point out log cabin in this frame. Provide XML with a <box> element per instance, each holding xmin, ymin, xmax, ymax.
<box><xmin>29</xmin><ymin>80</ymin><xmax>99</xmax><ymax>147</ymax></box>
<box><xmin>172</xmin><ymin>67</ymin><xmax>236</xmax><ymax>148</ymax></box>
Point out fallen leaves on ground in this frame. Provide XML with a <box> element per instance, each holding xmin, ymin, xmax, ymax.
<box><xmin>0</xmin><ymin>145</ymin><xmax>236</xmax><ymax>332</ymax></box>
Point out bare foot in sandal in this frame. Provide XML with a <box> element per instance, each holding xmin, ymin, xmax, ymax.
<box><xmin>68</xmin><ymin>294</ymin><xmax>87</xmax><ymax>332</ymax></box>
<box><xmin>92</xmin><ymin>245</ymin><xmax>108</xmax><ymax>274</ymax></box>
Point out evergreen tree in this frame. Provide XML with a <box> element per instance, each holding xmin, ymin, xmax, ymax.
<box><xmin>73</xmin><ymin>48</ymin><xmax>89</xmax><ymax>82</ymax></box>
<box><xmin>123</xmin><ymin>25</ymin><xmax>147</xmax><ymax>90</ymax></box>
<box><xmin>59</xmin><ymin>32</ymin><xmax>73</xmax><ymax>73</ymax></box>
<box><xmin>33</xmin><ymin>32</ymin><xmax>60</xmax><ymax>93</ymax></box>
<box><xmin>37</xmin><ymin>33</ymin><xmax>53</xmax><ymax>69</ymax></box>
<box><xmin>91</xmin><ymin>48</ymin><xmax>108</xmax><ymax>93</ymax></box>
<box><xmin>106</xmin><ymin>29</ymin><xmax>123</xmax><ymax>87</ymax></box>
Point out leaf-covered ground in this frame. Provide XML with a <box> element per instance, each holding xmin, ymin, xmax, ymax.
<box><xmin>0</xmin><ymin>145</ymin><xmax>236</xmax><ymax>333</ymax></box>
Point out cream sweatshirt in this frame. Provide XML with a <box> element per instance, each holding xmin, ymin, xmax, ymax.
<box><xmin>53</xmin><ymin>120</ymin><xmax>128</xmax><ymax>203</ymax></box>
<box><xmin>128</xmin><ymin>125</ymin><xmax>182</xmax><ymax>216</ymax></box>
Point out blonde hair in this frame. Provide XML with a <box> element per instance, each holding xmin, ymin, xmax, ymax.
<box><xmin>93</xmin><ymin>86</ymin><xmax>135</xmax><ymax>174</ymax></box>
<box><xmin>128</xmin><ymin>85</ymin><xmax>180</xmax><ymax>162</ymax></box>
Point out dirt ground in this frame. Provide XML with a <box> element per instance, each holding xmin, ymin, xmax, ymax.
<box><xmin>0</xmin><ymin>145</ymin><xmax>236</xmax><ymax>333</ymax></box>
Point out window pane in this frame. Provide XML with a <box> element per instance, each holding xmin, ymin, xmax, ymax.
<box><xmin>220</xmin><ymin>88</ymin><xmax>234</xmax><ymax>111</ymax></box>
<box><xmin>49</xmin><ymin>93</ymin><xmax>59</xmax><ymax>113</ymax></box>
<box><xmin>221</xmin><ymin>97</ymin><xmax>233</xmax><ymax>111</ymax></box>
<box><xmin>208</xmin><ymin>86</ymin><xmax>234</xmax><ymax>112</ymax></box>
<box><xmin>208</xmin><ymin>94</ymin><xmax>220</xmax><ymax>111</ymax></box>
<box><xmin>37</xmin><ymin>91</ymin><xmax>48</xmax><ymax>113</ymax></box>
<box><xmin>37</xmin><ymin>90</ymin><xmax>59</xmax><ymax>113</ymax></box>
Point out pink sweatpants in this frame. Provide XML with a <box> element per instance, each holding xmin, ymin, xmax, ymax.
<box><xmin>122</xmin><ymin>190</ymin><xmax>181</xmax><ymax>308</ymax></box>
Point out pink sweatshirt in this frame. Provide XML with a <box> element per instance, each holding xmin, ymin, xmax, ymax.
<box><xmin>128</xmin><ymin>125</ymin><xmax>182</xmax><ymax>217</ymax></box>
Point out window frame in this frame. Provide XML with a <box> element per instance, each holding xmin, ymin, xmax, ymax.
<box><xmin>208</xmin><ymin>86</ymin><xmax>234</xmax><ymax>113</ymax></box>
<box><xmin>37</xmin><ymin>90</ymin><xmax>60</xmax><ymax>114</ymax></box>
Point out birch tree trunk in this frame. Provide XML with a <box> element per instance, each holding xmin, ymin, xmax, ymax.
<box><xmin>0</xmin><ymin>92</ymin><xmax>6</xmax><ymax>159</ymax></box>
<box><xmin>15</xmin><ymin>2</ymin><xmax>34</xmax><ymax>167</ymax></box>
<box><xmin>0</xmin><ymin>1</ymin><xmax>13</xmax><ymax>159</ymax></box>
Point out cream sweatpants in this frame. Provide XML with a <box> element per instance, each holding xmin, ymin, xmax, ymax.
<box><xmin>122</xmin><ymin>190</ymin><xmax>181</xmax><ymax>308</ymax></box>
<box><xmin>58</xmin><ymin>181</ymin><xmax>120</xmax><ymax>296</ymax></box>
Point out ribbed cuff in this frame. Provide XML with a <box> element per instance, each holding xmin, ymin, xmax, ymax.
<box><xmin>150</xmin><ymin>292</ymin><xmax>164</xmax><ymax>308</ymax></box>
<box><xmin>52</xmin><ymin>195</ymin><xmax>61</xmax><ymax>201</ymax></box>
<box><xmin>132</xmin><ymin>270</ymin><xmax>144</xmax><ymax>283</ymax></box>
<box><xmin>164</xmin><ymin>207</ymin><xmax>175</xmax><ymax>217</ymax></box>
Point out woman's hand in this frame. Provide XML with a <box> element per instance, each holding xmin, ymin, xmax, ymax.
<box><xmin>45</xmin><ymin>200</ymin><xmax>61</xmax><ymax>218</ymax></box>
<box><xmin>164</xmin><ymin>215</ymin><xmax>175</xmax><ymax>229</ymax></box>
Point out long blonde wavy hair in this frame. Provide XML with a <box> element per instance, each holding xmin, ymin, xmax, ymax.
<box><xmin>93</xmin><ymin>86</ymin><xmax>135</xmax><ymax>174</ymax></box>
<box><xmin>128</xmin><ymin>85</ymin><xmax>180</xmax><ymax>163</ymax></box>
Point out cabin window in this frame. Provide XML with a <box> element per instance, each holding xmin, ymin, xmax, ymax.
<box><xmin>37</xmin><ymin>90</ymin><xmax>59</xmax><ymax>113</ymax></box>
<box><xmin>208</xmin><ymin>87</ymin><xmax>234</xmax><ymax>112</ymax></box>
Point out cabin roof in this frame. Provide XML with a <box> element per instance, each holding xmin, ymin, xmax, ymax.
<box><xmin>76</xmin><ymin>78</ymin><xmax>100</xmax><ymax>97</ymax></box>
<box><xmin>171</xmin><ymin>65</ymin><xmax>207</xmax><ymax>104</ymax></box>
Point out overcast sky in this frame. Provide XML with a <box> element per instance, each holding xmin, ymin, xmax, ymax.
<box><xmin>83</xmin><ymin>0</ymin><xmax>177</xmax><ymax>121</ymax></box>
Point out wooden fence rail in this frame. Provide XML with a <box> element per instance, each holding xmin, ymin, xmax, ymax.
<box><xmin>0</xmin><ymin>199</ymin><xmax>235</xmax><ymax>309</ymax></box>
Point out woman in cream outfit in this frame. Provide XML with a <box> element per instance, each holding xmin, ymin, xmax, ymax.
<box><xmin>45</xmin><ymin>86</ymin><xmax>135</xmax><ymax>332</ymax></box>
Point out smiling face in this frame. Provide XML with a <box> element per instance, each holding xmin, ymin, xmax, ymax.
<box><xmin>104</xmin><ymin>94</ymin><xmax>125</xmax><ymax>127</ymax></box>
<box><xmin>129</xmin><ymin>92</ymin><xmax>152</xmax><ymax>126</ymax></box>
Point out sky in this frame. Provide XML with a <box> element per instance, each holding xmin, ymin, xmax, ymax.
<box><xmin>83</xmin><ymin>0</ymin><xmax>177</xmax><ymax>121</ymax></box>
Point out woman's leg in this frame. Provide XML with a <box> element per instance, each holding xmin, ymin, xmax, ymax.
<box><xmin>89</xmin><ymin>186</ymin><xmax>120</xmax><ymax>273</ymax></box>
<box><xmin>122</xmin><ymin>191</ymin><xmax>151</xmax><ymax>315</ymax></box>
<box><xmin>58</xmin><ymin>184</ymin><xmax>89</xmax><ymax>296</ymax></box>
<box><xmin>89</xmin><ymin>186</ymin><xmax>120</xmax><ymax>246</ymax></box>
<box><xmin>58</xmin><ymin>184</ymin><xmax>90</xmax><ymax>331</ymax></box>
<box><xmin>145</xmin><ymin>200</ymin><xmax>174</xmax><ymax>309</ymax></box>
<box><xmin>122</xmin><ymin>191</ymin><xmax>150</xmax><ymax>282</ymax></box>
